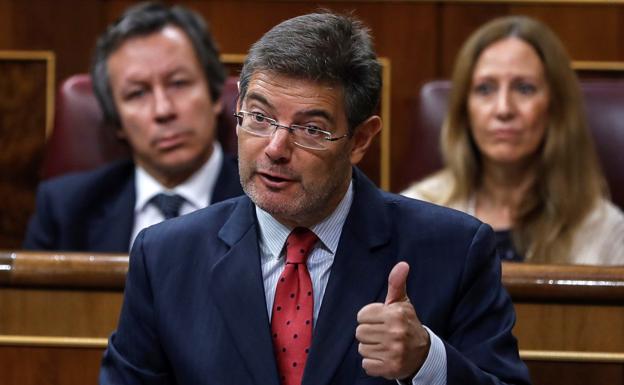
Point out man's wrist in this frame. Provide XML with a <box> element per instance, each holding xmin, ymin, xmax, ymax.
<box><xmin>406</xmin><ymin>325</ymin><xmax>447</xmax><ymax>385</ymax></box>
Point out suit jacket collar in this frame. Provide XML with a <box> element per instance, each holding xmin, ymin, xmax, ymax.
<box><xmin>209</xmin><ymin>168</ymin><xmax>394</xmax><ymax>385</ymax></box>
<box><xmin>86</xmin><ymin>153</ymin><xmax>241</xmax><ymax>253</ymax></box>
<box><xmin>209</xmin><ymin>198</ymin><xmax>280</xmax><ymax>385</ymax></box>
<box><xmin>212</xmin><ymin>153</ymin><xmax>244</xmax><ymax>204</ymax></box>
<box><xmin>303</xmin><ymin>168</ymin><xmax>394</xmax><ymax>385</ymax></box>
<box><xmin>87</xmin><ymin>160</ymin><xmax>135</xmax><ymax>252</ymax></box>
<box><xmin>134</xmin><ymin>146</ymin><xmax>235</xmax><ymax>209</ymax></box>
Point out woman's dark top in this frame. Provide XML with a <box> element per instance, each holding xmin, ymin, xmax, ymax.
<box><xmin>495</xmin><ymin>230</ymin><xmax>523</xmax><ymax>262</ymax></box>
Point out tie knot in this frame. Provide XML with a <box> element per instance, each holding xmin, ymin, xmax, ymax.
<box><xmin>285</xmin><ymin>227</ymin><xmax>318</xmax><ymax>264</ymax></box>
<box><xmin>150</xmin><ymin>193</ymin><xmax>186</xmax><ymax>220</ymax></box>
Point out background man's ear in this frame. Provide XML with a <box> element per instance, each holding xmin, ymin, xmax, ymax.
<box><xmin>213</xmin><ymin>98</ymin><xmax>223</xmax><ymax>115</ymax></box>
<box><xmin>115</xmin><ymin>127</ymin><xmax>127</xmax><ymax>141</ymax></box>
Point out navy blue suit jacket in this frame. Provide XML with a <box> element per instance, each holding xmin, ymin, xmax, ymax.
<box><xmin>100</xmin><ymin>168</ymin><xmax>530</xmax><ymax>385</ymax></box>
<box><xmin>23</xmin><ymin>155</ymin><xmax>243</xmax><ymax>252</ymax></box>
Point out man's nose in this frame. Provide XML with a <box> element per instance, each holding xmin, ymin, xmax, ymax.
<box><xmin>153</xmin><ymin>88</ymin><xmax>176</xmax><ymax>122</ymax></box>
<box><xmin>264</xmin><ymin>126</ymin><xmax>293</xmax><ymax>162</ymax></box>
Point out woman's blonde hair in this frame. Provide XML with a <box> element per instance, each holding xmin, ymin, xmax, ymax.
<box><xmin>440</xmin><ymin>15</ymin><xmax>606</xmax><ymax>262</ymax></box>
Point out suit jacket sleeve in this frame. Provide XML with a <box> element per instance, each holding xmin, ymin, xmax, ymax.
<box><xmin>441</xmin><ymin>223</ymin><xmax>529</xmax><ymax>385</ymax></box>
<box><xmin>23</xmin><ymin>182</ymin><xmax>58</xmax><ymax>250</ymax></box>
<box><xmin>99</xmin><ymin>230</ymin><xmax>173</xmax><ymax>384</ymax></box>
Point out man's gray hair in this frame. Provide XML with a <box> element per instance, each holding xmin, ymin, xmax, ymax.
<box><xmin>238</xmin><ymin>12</ymin><xmax>381</xmax><ymax>136</ymax></box>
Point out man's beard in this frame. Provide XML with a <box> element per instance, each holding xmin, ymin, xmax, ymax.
<box><xmin>240</xmin><ymin>157</ymin><xmax>350</xmax><ymax>225</ymax></box>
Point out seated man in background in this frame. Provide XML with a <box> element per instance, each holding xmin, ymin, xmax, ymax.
<box><xmin>23</xmin><ymin>2</ymin><xmax>243</xmax><ymax>252</ymax></box>
<box><xmin>100</xmin><ymin>11</ymin><xmax>530</xmax><ymax>385</ymax></box>
<box><xmin>402</xmin><ymin>16</ymin><xmax>624</xmax><ymax>265</ymax></box>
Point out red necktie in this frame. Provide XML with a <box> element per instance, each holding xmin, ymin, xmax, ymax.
<box><xmin>271</xmin><ymin>227</ymin><xmax>318</xmax><ymax>385</ymax></box>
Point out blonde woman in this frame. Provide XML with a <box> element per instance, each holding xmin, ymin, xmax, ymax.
<box><xmin>403</xmin><ymin>16</ymin><xmax>624</xmax><ymax>265</ymax></box>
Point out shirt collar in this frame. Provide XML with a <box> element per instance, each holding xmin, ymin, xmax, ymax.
<box><xmin>255</xmin><ymin>180</ymin><xmax>354</xmax><ymax>260</ymax></box>
<box><xmin>134</xmin><ymin>142</ymin><xmax>223</xmax><ymax>211</ymax></box>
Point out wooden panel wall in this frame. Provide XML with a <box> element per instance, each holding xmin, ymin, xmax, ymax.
<box><xmin>1</xmin><ymin>0</ymin><xmax>624</xmax><ymax>248</ymax></box>
<box><xmin>0</xmin><ymin>55</ymin><xmax>48</xmax><ymax>249</ymax></box>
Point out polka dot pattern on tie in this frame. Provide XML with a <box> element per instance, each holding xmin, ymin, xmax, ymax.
<box><xmin>271</xmin><ymin>227</ymin><xmax>318</xmax><ymax>385</ymax></box>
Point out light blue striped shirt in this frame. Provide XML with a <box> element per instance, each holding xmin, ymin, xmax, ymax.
<box><xmin>256</xmin><ymin>181</ymin><xmax>446</xmax><ymax>385</ymax></box>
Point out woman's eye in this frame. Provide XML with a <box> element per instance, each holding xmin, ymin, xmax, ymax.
<box><xmin>516</xmin><ymin>83</ymin><xmax>537</xmax><ymax>95</ymax></box>
<box><xmin>474</xmin><ymin>83</ymin><xmax>495</xmax><ymax>95</ymax></box>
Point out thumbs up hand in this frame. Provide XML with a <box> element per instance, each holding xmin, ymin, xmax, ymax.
<box><xmin>356</xmin><ymin>262</ymin><xmax>430</xmax><ymax>380</ymax></box>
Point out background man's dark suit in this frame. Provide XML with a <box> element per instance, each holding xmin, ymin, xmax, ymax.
<box><xmin>100</xmin><ymin>169</ymin><xmax>530</xmax><ymax>385</ymax></box>
<box><xmin>23</xmin><ymin>155</ymin><xmax>243</xmax><ymax>252</ymax></box>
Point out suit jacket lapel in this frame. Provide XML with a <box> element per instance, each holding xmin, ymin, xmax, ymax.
<box><xmin>87</xmin><ymin>173</ymin><xmax>135</xmax><ymax>252</ymax></box>
<box><xmin>211</xmin><ymin>153</ymin><xmax>244</xmax><ymax>204</ymax></box>
<box><xmin>207</xmin><ymin>198</ymin><xmax>280</xmax><ymax>385</ymax></box>
<box><xmin>304</xmin><ymin>169</ymin><xmax>395</xmax><ymax>385</ymax></box>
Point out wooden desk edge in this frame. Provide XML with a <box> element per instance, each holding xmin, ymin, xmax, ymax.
<box><xmin>1</xmin><ymin>335</ymin><xmax>622</xmax><ymax>364</ymax></box>
<box><xmin>3</xmin><ymin>252</ymin><xmax>624</xmax><ymax>302</ymax></box>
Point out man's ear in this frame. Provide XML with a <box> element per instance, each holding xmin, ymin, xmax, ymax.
<box><xmin>350</xmin><ymin>115</ymin><xmax>382</xmax><ymax>165</ymax></box>
<box><xmin>212</xmin><ymin>97</ymin><xmax>224</xmax><ymax>116</ymax></box>
<box><xmin>115</xmin><ymin>127</ymin><xmax>127</xmax><ymax>141</ymax></box>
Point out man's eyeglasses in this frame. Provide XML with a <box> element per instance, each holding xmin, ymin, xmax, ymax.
<box><xmin>234</xmin><ymin>110</ymin><xmax>348</xmax><ymax>151</ymax></box>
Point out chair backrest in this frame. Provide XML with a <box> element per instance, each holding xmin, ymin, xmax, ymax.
<box><xmin>42</xmin><ymin>74</ymin><xmax>240</xmax><ymax>179</ymax></box>
<box><xmin>408</xmin><ymin>79</ymin><xmax>624</xmax><ymax>210</ymax></box>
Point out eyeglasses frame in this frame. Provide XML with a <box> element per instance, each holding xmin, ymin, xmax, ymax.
<box><xmin>233</xmin><ymin>110</ymin><xmax>348</xmax><ymax>150</ymax></box>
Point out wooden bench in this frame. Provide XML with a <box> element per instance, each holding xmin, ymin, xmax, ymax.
<box><xmin>1</xmin><ymin>251</ymin><xmax>623</xmax><ymax>384</ymax></box>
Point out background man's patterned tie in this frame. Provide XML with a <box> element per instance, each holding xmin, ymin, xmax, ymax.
<box><xmin>150</xmin><ymin>193</ymin><xmax>186</xmax><ymax>219</ymax></box>
<box><xmin>271</xmin><ymin>227</ymin><xmax>318</xmax><ymax>385</ymax></box>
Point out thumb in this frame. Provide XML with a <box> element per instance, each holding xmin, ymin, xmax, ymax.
<box><xmin>384</xmin><ymin>261</ymin><xmax>410</xmax><ymax>305</ymax></box>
